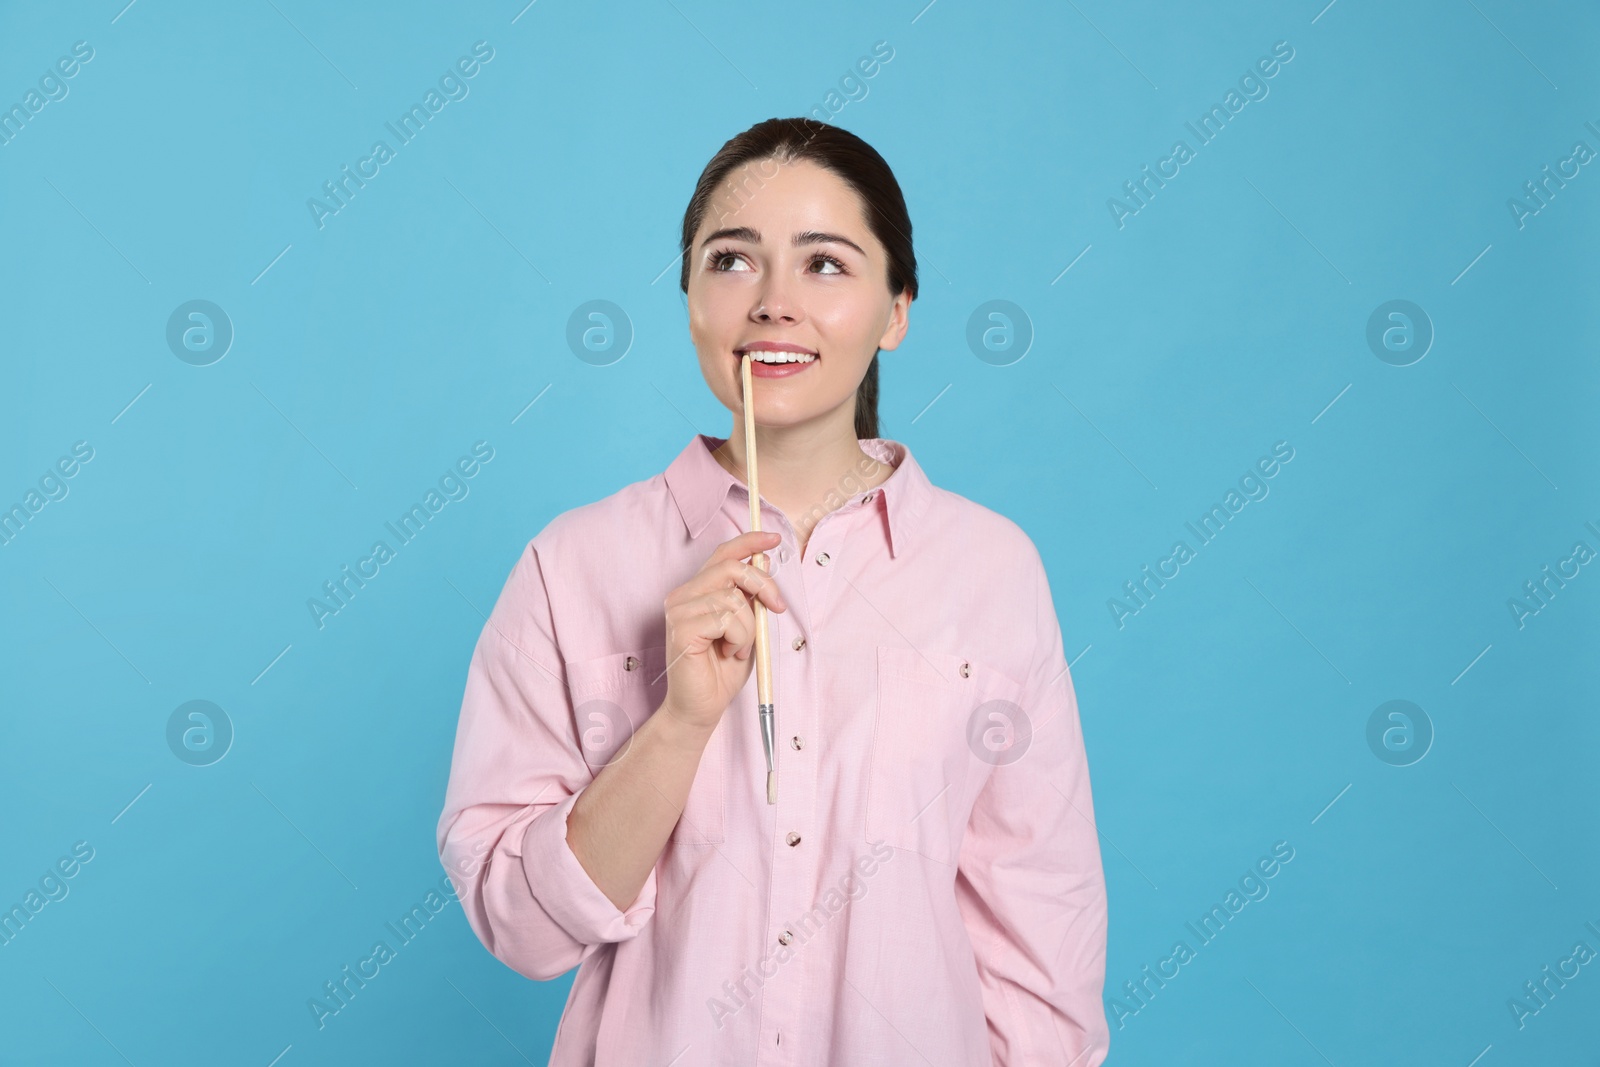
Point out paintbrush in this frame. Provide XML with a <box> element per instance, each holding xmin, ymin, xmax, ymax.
<box><xmin>740</xmin><ymin>353</ymin><xmax>778</xmax><ymax>805</ymax></box>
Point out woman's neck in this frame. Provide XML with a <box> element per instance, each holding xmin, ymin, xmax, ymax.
<box><xmin>709</xmin><ymin>418</ymin><xmax>893</xmax><ymax>549</ymax></box>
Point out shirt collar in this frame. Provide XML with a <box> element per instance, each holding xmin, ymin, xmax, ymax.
<box><xmin>663</xmin><ymin>433</ymin><xmax>934</xmax><ymax>559</ymax></box>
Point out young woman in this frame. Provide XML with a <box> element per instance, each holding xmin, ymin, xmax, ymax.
<box><xmin>437</xmin><ymin>117</ymin><xmax>1108</xmax><ymax>1066</ymax></box>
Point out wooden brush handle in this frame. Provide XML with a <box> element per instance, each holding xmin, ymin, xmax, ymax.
<box><xmin>741</xmin><ymin>354</ymin><xmax>773</xmax><ymax>707</ymax></box>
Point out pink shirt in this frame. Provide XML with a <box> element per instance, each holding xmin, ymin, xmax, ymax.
<box><xmin>436</xmin><ymin>433</ymin><xmax>1109</xmax><ymax>1066</ymax></box>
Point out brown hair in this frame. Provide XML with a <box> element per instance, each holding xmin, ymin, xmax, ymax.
<box><xmin>679</xmin><ymin>117</ymin><xmax>918</xmax><ymax>441</ymax></box>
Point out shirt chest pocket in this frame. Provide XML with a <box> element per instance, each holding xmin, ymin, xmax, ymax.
<box><xmin>565</xmin><ymin>645</ymin><xmax>726</xmax><ymax>846</ymax></box>
<box><xmin>867</xmin><ymin>645</ymin><xmax>1023</xmax><ymax>865</ymax></box>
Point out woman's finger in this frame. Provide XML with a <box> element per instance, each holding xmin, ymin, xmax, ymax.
<box><xmin>674</xmin><ymin>541</ymin><xmax>787</xmax><ymax>613</ymax></box>
<box><xmin>670</xmin><ymin>592</ymin><xmax>750</xmax><ymax>658</ymax></box>
<box><xmin>703</xmin><ymin>530</ymin><xmax>782</xmax><ymax>570</ymax></box>
<box><xmin>718</xmin><ymin>558</ymin><xmax>787</xmax><ymax>612</ymax></box>
<box><xmin>689</xmin><ymin>589</ymin><xmax>754</xmax><ymax>654</ymax></box>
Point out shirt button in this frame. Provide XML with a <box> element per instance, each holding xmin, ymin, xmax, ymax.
<box><xmin>792</xmin><ymin>636</ymin><xmax>806</xmax><ymax>651</ymax></box>
<box><xmin>960</xmin><ymin>661</ymin><xmax>971</xmax><ymax>678</ymax></box>
<box><xmin>790</xmin><ymin>735</ymin><xmax>804</xmax><ymax>750</ymax></box>
<box><xmin>624</xmin><ymin>656</ymin><xmax>640</xmax><ymax>671</ymax></box>
<box><xmin>863</xmin><ymin>492</ymin><xmax>875</xmax><ymax>503</ymax></box>
<box><xmin>778</xmin><ymin>931</ymin><xmax>794</xmax><ymax>946</ymax></box>
<box><xmin>816</xmin><ymin>552</ymin><xmax>831</xmax><ymax>566</ymax></box>
<box><xmin>786</xmin><ymin>832</ymin><xmax>801</xmax><ymax>847</ymax></box>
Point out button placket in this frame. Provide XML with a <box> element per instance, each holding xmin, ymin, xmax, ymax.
<box><xmin>754</xmin><ymin>507</ymin><xmax>815</xmax><ymax>1064</ymax></box>
<box><xmin>717</xmin><ymin>466</ymin><xmax>891</xmax><ymax>1062</ymax></box>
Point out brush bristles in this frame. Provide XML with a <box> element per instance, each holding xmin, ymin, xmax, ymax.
<box><xmin>766</xmin><ymin>771</ymin><xmax>776</xmax><ymax>805</ymax></box>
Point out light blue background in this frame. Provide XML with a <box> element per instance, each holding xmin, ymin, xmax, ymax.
<box><xmin>2</xmin><ymin>1</ymin><xmax>1597</xmax><ymax>1063</ymax></box>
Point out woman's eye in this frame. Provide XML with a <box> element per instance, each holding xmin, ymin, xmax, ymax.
<box><xmin>811</xmin><ymin>255</ymin><xmax>846</xmax><ymax>275</ymax></box>
<box><xmin>710</xmin><ymin>251</ymin><xmax>750</xmax><ymax>272</ymax></box>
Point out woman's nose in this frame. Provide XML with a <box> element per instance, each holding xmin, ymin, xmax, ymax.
<box><xmin>753</xmin><ymin>277</ymin><xmax>799</xmax><ymax>322</ymax></box>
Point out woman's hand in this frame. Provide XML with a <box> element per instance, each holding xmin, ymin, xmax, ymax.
<box><xmin>660</xmin><ymin>530</ymin><xmax>788</xmax><ymax>733</ymax></box>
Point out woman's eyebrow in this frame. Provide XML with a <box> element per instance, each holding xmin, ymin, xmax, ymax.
<box><xmin>700</xmin><ymin>226</ymin><xmax>867</xmax><ymax>258</ymax></box>
<box><xmin>796</xmin><ymin>230</ymin><xmax>867</xmax><ymax>257</ymax></box>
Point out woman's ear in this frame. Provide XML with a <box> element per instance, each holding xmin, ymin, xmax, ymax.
<box><xmin>876</xmin><ymin>292</ymin><xmax>912</xmax><ymax>352</ymax></box>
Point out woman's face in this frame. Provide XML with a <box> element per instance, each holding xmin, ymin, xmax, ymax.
<box><xmin>685</xmin><ymin>157</ymin><xmax>910</xmax><ymax>433</ymax></box>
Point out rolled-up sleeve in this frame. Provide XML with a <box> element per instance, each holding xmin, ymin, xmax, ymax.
<box><xmin>954</xmin><ymin>546</ymin><xmax>1110</xmax><ymax>1066</ymax></box>
<box><xmin>437</xmin><ymin>539</ymin><xmax>656</xmax><ymax>983</ymax></box>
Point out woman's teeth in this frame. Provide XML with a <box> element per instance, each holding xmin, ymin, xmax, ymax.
<box><xmin>745</xmin><ymin>351</ymin><xmax>817</xmax><ymax>364</ymax></box>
